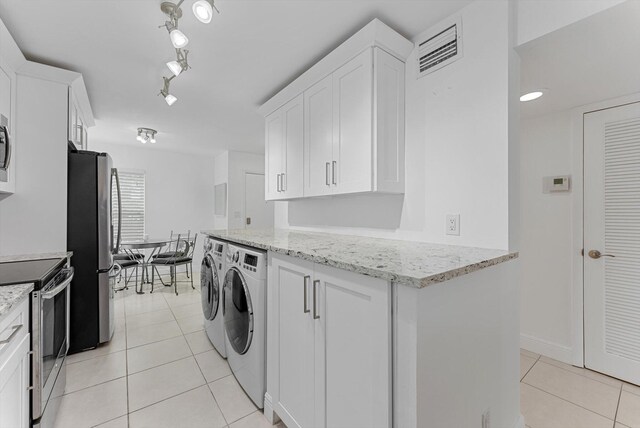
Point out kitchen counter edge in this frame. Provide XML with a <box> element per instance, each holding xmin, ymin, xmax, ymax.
<box><xmin>201</xmin><ymin>230</ymin><xmax>518</xmax><ymax>288</ymax></box>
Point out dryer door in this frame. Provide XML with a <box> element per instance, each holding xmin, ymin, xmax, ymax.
<box><xmin>200</xmin><ymin>255</ymin><xmax>219</xmax><ymax>320</ymax></box>
<box><xmin>223</xmin><ymin>267</ymin><xmax>253</xmax><ymax>355</ymax></box>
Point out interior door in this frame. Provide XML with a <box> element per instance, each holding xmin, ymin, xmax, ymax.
<box><xmin>245</xmin><ymin>173</ymin><xmax>274</xmax><ymax>229</ymax></box>
<box><xmin>304</xmin><ymin>75</ymin><xmax>334</xmax><ymax>197</ymax></box>
<box><xmin>332</xmin><ymin>48</ymin><xmax>373</xmax><ymax>195</ymax></box>
<box><xmin>584</xmin><ymin>101</ymin><xmax>640</xmax><ymax>385</ymax></box>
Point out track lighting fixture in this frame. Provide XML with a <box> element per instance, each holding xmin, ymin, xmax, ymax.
<box><xmin>137</xmin><ymin>128</ymin><xmax>157</xmax><ymax>144</ymax></box>
<box><xmin>157</xmin><ymin>0</ymin><xmax>219</xmax><ymax>105</ymax></box>
<box><xmin>160</xmin><ymin>76</ymin><xmax>178</xmax><ymax>106</ymax></box>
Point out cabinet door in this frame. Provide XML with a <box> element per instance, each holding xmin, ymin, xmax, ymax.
<box><xmin>281</xmin><ymin>94</ymin><xmax>304</xmax><ymax>199</ymax></box>
<box><xmin>271</xmin><ymin>256</ymin><xmax>315</xmax><ymax>428</ymax></box>
<box><xmin>314</xmin><ymin>264</ymin><xmax>391</xmax><ymax>428</ymax></box>
<box><xmin>304</xmin><ymin>75</ymin><xmax>334</xmax><ymax>197</ymax></box>
<box><xmin>265</xmin><ymin>109</ymin><xmax>284</xmax><ymax>200</ymax></box>
<box><xmin>332</xmin><ymin>48</ymin><xmax>374</xmax><ymax>195</ymax></box>
<box><xmin>0</xmin><ymin>334</ymin><xmax>30</xmax><ymax>428</ymax></box>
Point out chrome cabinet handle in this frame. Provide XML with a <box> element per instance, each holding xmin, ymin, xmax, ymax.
<box><xmin>303</xmin><ymin>275</ymin><xmax>310</xmax><ymax>313</ymax></box>
<box><xmin>282</xmin><ymin>172</ymin><xmax>286</xmax><ymax>192</ymax></box>
<box><xmin>588</xmin><ymin>250</ymin><xmax>615</xmax><ymax>259</ymax></box>
<box><xmin>276</xmin><ymin>174</ymin><xmax>282</xmax><ymax>192</ymax></box>
<box><xmin>325</xmin><ymin>162</ymin><xmax>330</xmax><ymax>186</ymax></box>
<box><xmin>313</xmin><ymin>279</ymin><xmax>320</xmax><ymax>319</ymax></box>
<box><xmin>332</xmin><ymin>161</ymin><xmax>337</xmax><ymax>185</ymax></box>
<box><xmin>0</xmin><ymin>324</ymin><xmax>23</xmax><ymax>345</ymax></box>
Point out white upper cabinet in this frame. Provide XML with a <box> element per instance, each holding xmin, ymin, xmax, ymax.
<box><xmin>68</xmin><ymin>87</ymin><xmax>90</xmax><ymax>150</ymax></box>
<box><xmin>261</xmin><ymin>19</ymin><xmax>412</xmax><ymax>201</ymax></box>
<box><xmin>265</xmin><ymin>94</ymin><xmax>304</xmax><ymax>201</ymax></box>
<box><xmin>331</xmin><ymin>48</ymin><xmax>374</xmax><ymax>195</ymax></box>
<box><xmin>304</xmin><ymin>75</ymin><xmax>333</xmax><ymax>197</ymax></box>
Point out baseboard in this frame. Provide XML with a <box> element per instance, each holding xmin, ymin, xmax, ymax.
<box><xmin>263</xmin><ymin>392</ymin><xmax>278</xmax><ymax>424</ymax></box>
<box><xmin>520</xmin><ymin>333</ymin><xmax>573</xmax><ymax>364</ymax></box>
<box><xmin>514</xmin><ymin>414</ymin><xmax>525</xmax><ymax>428</ymax></box>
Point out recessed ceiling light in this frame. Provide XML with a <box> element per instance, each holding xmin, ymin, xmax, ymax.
<box><xmin>520</xmin><ymin>91</ymin><xmax>544</xmax><ymax>102</ymax></box>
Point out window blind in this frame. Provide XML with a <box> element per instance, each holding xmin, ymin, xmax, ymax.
<box><xmin>113</xmin><ymin>170</ymin><xmax>145</xmax><ymax>243</ymax></box>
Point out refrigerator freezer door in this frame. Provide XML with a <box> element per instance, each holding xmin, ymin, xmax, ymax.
<box><xmin>97</xmin><ymin>154</ymin><xmax>113</xmax><ymax>271</ymax></box>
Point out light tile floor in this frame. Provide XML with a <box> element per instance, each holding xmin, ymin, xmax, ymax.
<box><xmin>520</xmin><ymin>349</ymin><xmax>640</xmax><ymax>428</ymax></box>
<box><xmin>55</xmin><ymin>273</ymin><xmax>285</xmax><ymax>428</ymax></box>
<box><xmin>54</xmin><ymin>271</ymin><xmax>640</xmax><ymax>428</ymax></box>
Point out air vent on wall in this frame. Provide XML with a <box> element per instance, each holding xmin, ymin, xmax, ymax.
<box><xmin>416</xmin><ymin>18</ymin><xmax>463</xmax><ymax>78</ymax></box>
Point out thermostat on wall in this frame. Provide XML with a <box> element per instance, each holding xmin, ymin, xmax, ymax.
<box><xmin>543</xmin><ymin>176</ymin><xmax>571</xmax><ymax>193</ymax></box>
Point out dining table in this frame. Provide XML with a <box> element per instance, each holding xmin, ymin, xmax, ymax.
<box><xmin>120</xmin><ymin>238</ymin><xmax>171</xmax><ymax>293</ymax></box>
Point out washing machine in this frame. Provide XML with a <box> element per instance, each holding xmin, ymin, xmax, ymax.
<box><xmin>201</xmin><ymin>237</ymin><xmax>227</xmax><ymax>358</ymax></box>
<box><xmin>223</xmin><ymin>243</ymin><xmax>267</xmax><ymax>408</ymax></box>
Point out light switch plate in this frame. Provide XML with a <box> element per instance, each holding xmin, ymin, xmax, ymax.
<box><xmin>446</xmin><ymin>214</ymin><xmax>460</xmax><ymax>236</ymax></box>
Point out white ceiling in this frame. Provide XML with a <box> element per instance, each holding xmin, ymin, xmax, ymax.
<box><xmin>519</xmin><ymin>0</ymin><xmax>640</xmax><ymax>119</ymax></box>
<box><xmin>0</xmin><ymin>0</ymin><xmax>471</xmax><ymax>155</ymax></box>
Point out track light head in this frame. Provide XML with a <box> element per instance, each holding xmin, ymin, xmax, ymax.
<box><xmin>193</xmin><ymin>0</ymin><xmax>218</xmax><ymax>24</ymax></box>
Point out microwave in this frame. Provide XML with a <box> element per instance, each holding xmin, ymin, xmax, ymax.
<box><xmin>0</xmin><ymin>114</ymin><xmax>10</xmax><ymax>171</ymax></box>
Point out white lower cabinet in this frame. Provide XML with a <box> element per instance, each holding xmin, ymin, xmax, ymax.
<box><xmin>0</xmin><ymin>299</ymin><xmax>31</xmax><ymax>428</ymax></box>
<box><xmin>268</xmin><ymin>254</ymin><xmax>391</xmax><ymax>428</ymax></box>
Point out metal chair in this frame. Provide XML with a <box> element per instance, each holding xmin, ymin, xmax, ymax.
<box><xmin>153</xmin><ymin>230</ymin><xmax>192</xmax><ymax>278</ymax></box>
<box><xmin>150</xmin><ymin>233</ymin><xmax>197</xmax><ymax>295</ymax></box>
<box><xmin>113</xmin><ymin>258</ymin><xmax>140</xmax><ymax>293</ymax></box>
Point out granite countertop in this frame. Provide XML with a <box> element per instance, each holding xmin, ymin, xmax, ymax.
<box><xmin>0</xmin><ymin>283</ymin><xmax>33</xmax><ymax>320</ymax></box>
<box><xmin>0</xmin><ymin>251</ymin><xmax>73</xmax><ymax>263</ymax></box>
<box><xmin>201</xmin><ymin>229</ymin><xmax>518</xmax><ymax>288</ymax></box>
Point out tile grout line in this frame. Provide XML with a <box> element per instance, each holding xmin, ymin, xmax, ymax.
<box><xmin>523</xmin><ymin>382</ymin><xmax>617</xmax><ymax>422</ymax></box>
<box><xmin>537</xmin><ymin>358</ymin><xmax>623</xmax><ymax>389</ymax></box>
<box><xmin>613</xmin><ymin>383</ymin><xmax>623</xmax><ymax>425</ymax></box>
<box><xmin>520</xmin><ymin>353</ymin><xmax>541</xmax><ymax>382</ymax></box>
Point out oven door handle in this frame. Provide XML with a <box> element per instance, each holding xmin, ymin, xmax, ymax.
<box><xmin>41</xmin><ymin>268</ymin><xmax>74</xmax><ymax>300</ymax></box>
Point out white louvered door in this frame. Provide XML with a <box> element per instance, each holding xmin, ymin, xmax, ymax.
<box><xmin>585</xmin><ymin>102</ymin><xmax>640</xmax><ymax>385</ymax></box>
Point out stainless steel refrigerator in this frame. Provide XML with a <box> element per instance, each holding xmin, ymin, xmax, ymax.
<box><xmin>67</xmin><ymin>149</ymin><xmax>121</xmax><ymax>353</ymax></box>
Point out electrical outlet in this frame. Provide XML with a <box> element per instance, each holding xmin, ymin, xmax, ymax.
<box><xmin>446</xmin><ymin>214</ymin><xmax>460</xmax><ymax>236</ymax></box>
<box><xmin>482</xmin><ymin>409</ymin><xmax>491</xmax><ymax>428</ymax></box>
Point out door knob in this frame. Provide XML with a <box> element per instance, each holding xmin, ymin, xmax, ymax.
<box><xmin>588</xmin><ymin>250</ymin><xmax>615</xmax><ymax>259</ymax></box>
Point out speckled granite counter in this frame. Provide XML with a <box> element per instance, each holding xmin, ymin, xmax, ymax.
<box><xmin>0</xmin><ymin>251</ymin><xmax>72</xmax><ymax>263</ymax></box>
<box><xmin>0</xmin><ymin>283</ymin><xmax>33</xmax><ymax>321</ymax></box>
<box><xmin>201</xmin><ymin>229</ymin><xmax>517</xmax><ymax>288</ymax></box>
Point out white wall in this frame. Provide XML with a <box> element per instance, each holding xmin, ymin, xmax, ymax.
<box><xmin>91</xmin><ymin>141</ymin><xmax>215</xmax><ymax>265</ymax></box>
<box><xmin>519</xmin><ymin>111</ymin><xmax>574</xmax><ymax>361</ymax></box>
<box><xmin>281</xmin><ymin>0</ymin><xmax>516</xmax><ymax>251</ymax></box>
<box><xmin>0</xmin><ymin>75</ymin><xmax>69</xmax><ymax>255</ymax></box>
<box><xmin>212</xmin><ymin>150</ymin><xmax>267</xmax><ymax>230</ymax></box>
<box><xmin>516</xmin><ymin>0</ymin><xmax>627</xmax><ymax>46</ymax></box>
<box><xmin>213</xmin><ymin>151</ymin><xmax>229</xmax><ymax>230</ymax></box>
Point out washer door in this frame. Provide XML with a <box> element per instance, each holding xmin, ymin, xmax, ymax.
<box><xmin>223</xmin><ymin>268</ymin><xmax>253</xmax><ymax>355</ymax></box>
<box><xmin>200</xmin><ymin>255</ymin><xmax>220</xmax><ymax>321</ymax></box>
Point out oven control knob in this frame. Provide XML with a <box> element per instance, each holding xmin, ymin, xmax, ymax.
<box><xmin>233</xmin><ymin>251</ymin><xmax>240</xmax><ymax>263</ymax></box>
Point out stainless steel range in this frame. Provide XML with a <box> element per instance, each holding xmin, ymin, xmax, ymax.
<box><xmin>31</xmin><ymin>264</ymin><xmax>74</xmax><ymax>428</ymax></box>
<box><xmin>0</xmin><ymin>257</ymin><xmax>73</xmax><ymax>428</ymax></box>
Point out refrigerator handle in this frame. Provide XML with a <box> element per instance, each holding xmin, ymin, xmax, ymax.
<box><xmin>111</xmin><ymin>168</ymin><xmax>122</xmax><ymax>253</ymax></box>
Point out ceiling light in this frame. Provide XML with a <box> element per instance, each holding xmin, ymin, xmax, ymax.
<box><xmin>160</xmin><ymin>76</ymin><xmax>178</xmax><ymax>106</ymax></box>
<box><xmin>164</xmin><ymin>94</ymin><xmax>178</xmax><ymax>106</ymax></box>
<box><xmin>137</xmin><ymin>128</ymin><xmax>158</xmax><ymax>145</ymax></box>
<box><xmin>520</xmin><ymin>91</ymin><xmax>544</xmax><ymax>102</ymax></box>
<box><xmin>166</xmin><ymin>49</ymin><xmax>189</xmax><ymax>77</ymax></box>
<box><xmin>167</xmin><ymin>60</ymin><xmax>182</xmax><ymax>77</ymax></box>
<box><xmin>169</xmin><ymin>28</ymin><xmax>189</xmax><ymax>49</ymax></box>
<box><xmin>192</xmin><ymin>0</ymin><xmax>217</xmax><ymax>23</ymax></box>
